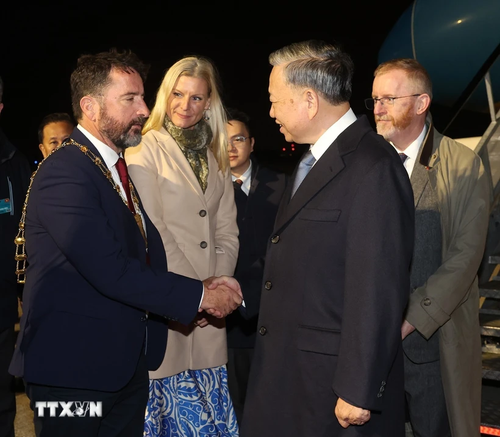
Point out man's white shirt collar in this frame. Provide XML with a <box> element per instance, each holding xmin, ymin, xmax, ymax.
<box><xmin>309</xmin><ymin>108</ymin><xmax>357</xmax><ymax>163</ymax></box>
<box><xmin>77</xmin><ymin>124</ymin><xmax>121</xmax><ymax>169</ymax></box>
<box><xmin>391</xmin><ymin>124</ymin><xmax>427</xmax><ymax>178</ymax></box>
<box><xmin>231</xmin><ymin>160</ymin><xmax>252</xmax><ymax>195</ymax></box>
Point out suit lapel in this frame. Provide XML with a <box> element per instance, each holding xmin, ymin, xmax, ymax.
<box><xmin>246</xmin><ymin>156</ymin><xmax>260</xmax><ymax>211</ymax></box>
<box><xmin>411</xmin><ymin>123</ymin><xmax>438</xmax><ymax>207</ymax></box>
<box><xmin>273</xmin><ymin>115</ymin><xmax>372</xmax><ymax>232</ymax></box>
<box><xmin>70</xmin><ymin>128</ymin><xmax>152</xmax><ymax>237</ymax></box>
<box><xmin>410</xmin><ymin>163</ymin><xmax>430</xmax><ymax>207</ymax></box>
<box><xmin>204</xmin><ymin>151</ymin><xmax>218</xmax><ymax>202</ymax></box>
<box><xmin>249</xmin><ymin>156</ymin><xmax>260</xmax><ymax>196</ymax></box>
<box><xmin>277</xmin><ymin>146</ymin><xmax>344</xmax><ymax>230</ymax></box>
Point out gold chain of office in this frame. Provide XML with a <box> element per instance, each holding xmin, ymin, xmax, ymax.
<box><xmin>14</xmin><ymin>139</ymin><xmax>146</xmax><ymax>284</ymax></box>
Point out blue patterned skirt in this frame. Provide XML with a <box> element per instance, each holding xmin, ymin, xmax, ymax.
<box><xmin>144</xmin><ymin>365</ymin><xmax>239</xmax><ymax>437</ymax></box>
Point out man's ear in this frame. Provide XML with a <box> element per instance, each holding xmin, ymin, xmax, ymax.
<box><xmin>416</xmin><ymin>94</ymin><xmax>431</xmax><ymax>115</ymax></box>
<box><xmin>305</xmin><ymin>89</ymin><xmax>319</xmax><ymax>119</ymax></box>
<box><xmin>81</xmin><ymin>96</ymin><xmax>98</xmax><ymax>121</ymax></box>
<box><xmin>0</xmin><ymin>102</ymin><xmax>4</xmax><ymax>115</ymax></box>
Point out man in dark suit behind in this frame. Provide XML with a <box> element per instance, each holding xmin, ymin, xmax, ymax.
<box><xmin>240</xmin><ymin>40</ymin><xmax>415</xmax><ymax>437</ymax></box>
<box><xmin>8</xmin><ymin>49</ymin><xmax>242</xmax><ymax>437</ymax></box>
<box><xmin>0</xmin><ymin>75</ymin><xmax>32</xmax><ymax>437</ymax></box>
<box><xmin>224</xmin><ymin>108</ymin><xmax>287</xmax><ymax>424</ymax></box>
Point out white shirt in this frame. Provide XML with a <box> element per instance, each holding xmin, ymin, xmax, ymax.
<box><xmin>77</xmin><ymin>125</ymin><xmax>146</xmax><ymax>234</ymax></box>
<box><xmin>231</xmin><ymin>161</ymin><xmax>252</xmax><ymax>195</ymax></box>
<box><xmin>309</xmin><ymin>107</ymin><xmax>357</xmax><ymax>162</ymax></box>
<box><xmin>392</xmin><ymin>125</ymin><xmax>428</xmax><ymax>178</ymax></box>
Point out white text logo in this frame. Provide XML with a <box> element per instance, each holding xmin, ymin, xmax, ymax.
<box><xmin>34</xmin><ymin>401</ymin><xmax>102</xmax><ymax>417</ymax></box>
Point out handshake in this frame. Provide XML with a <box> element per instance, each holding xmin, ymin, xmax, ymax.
<box><xmin>199</xmin><ymin>276</ymin><xmax>244</xmax><ymax>318</ymax></box>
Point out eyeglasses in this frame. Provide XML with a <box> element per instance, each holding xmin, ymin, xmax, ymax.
<box><xmin>228</xmin><ymin>136</ymin><xmax>249</xmax><ymax>148</ymax></box>
<box><xmin>364</xmin><ymin>94</ymin><xmax>422</xmax><ymax>110</ymax></box>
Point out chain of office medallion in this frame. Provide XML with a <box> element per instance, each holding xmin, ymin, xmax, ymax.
<box><xmin>14</xmin><ymin>139</ymin><xmax>145</xmax><ymax>284</ymax></box>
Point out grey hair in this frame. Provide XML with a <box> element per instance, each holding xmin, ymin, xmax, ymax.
<box><xmin>269</xmin><ymin>40</ymin><xmax>354</xmax><ymax>105</ymax></box>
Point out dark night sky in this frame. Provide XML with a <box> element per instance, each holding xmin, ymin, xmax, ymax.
<box><xmin>0</xmin><ymin>2</ymin><xmax>418</xmax><ymax>170</ymax></box>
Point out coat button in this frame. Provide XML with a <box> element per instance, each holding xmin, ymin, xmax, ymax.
<box><xmin>423</xmin><ymin>297</ymin><xmax>431</xmax><ymax>306</ymax></box>
<box><xmin>264</xmin><ymin>281</ymin><xmax>272</xmax><ymax>290</ymax></box>
<box><xmin>259</xmin><ymin>326</ymin><xmax>267</xmax><ymax>336</ymax></box>
<box><xmin>200</xmin><ymin>241</ymin><xmax>207</xmax><ymax>249</ymax></box>
<box><xmin>199</xmin><ymin>210</ymin><xmax>207</xmax><ymax>217</ymax></box>
<box><xmin>271</xmin><ymin>235</ymin><xmax>280</xmax><ymax>244</ymax></box>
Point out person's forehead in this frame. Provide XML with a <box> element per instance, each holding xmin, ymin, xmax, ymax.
<box><xmin>269</xmin><ymin>65</ymin><xmax>285</xmax><ymax>88</ymax></box>
<box><xmin>44</xmin><ymin>121</ymin><xmax>73</xmax><ymax>136</ymax></box>
<box><xmin>174</xmin><ymin>75</ymin><xmax>209</xmax><ymax>94</ymax></box>
<box><xmin>375</xmin><ymin>69</ymin><xmax>410</xmax><ymax>86</ymax></box>
<box><xmin>227</xmin><ymin>119</ymin><xmax>247</xmax><ymax>132</ymax></box>
<box><xmin>106</xmin><ymin>68</ymin><xmax>144</xmax><ymax>93</ymax></box>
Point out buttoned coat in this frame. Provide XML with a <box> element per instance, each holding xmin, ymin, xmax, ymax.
<box><xmin>227</xmin><ymin>155</ymin><xmax>287</xmax><ymax>348</ymax></box>
<box><xmin>125</xmin><ymin>126</ymin><xmax>239</xmax><ymax>377</ymax></box>
<box><xmin>240</xmin><ymin>115</ymin><xmax>415</xmax><ymax>437</ymax></box>
<box><xmin>404</xmin><ymin>118</ymin><xmax>491</xmax><ymax>437</ymax></box>
<box><xmin>9</xmin><ymin>128</ymin><xmax>203</xmax><ymax>392</ymax></box>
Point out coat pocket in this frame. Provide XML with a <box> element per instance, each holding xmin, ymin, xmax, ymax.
<box><xmin>297</xmin><ymin>325</ymin><xmax>341</xmax><ymax>355</ymax></box>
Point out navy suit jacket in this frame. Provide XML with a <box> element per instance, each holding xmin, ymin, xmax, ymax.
<box><xmin>9</xmin><ymin>128</ymin><xmax>202</xmax><ymax>392</ymax></box>
<box><xmin>227</xmin><ymin>156</ymin><xmax>287</xmax><ymax>348</ymax></box>
<box><xmin>241</xmin><ymin>115</ymin><xmax>415</xmax><ymax>437</ymax></box>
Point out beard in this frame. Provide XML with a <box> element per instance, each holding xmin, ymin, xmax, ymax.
<box><xmin>375</xmin><ymin>106</ymin><xmax>413</xmax><ymax>142</ymax></box>
<box><xmin>99</xmin><ymin>109</ymin><xmax>146</xmax><ymax>150</ymax></box>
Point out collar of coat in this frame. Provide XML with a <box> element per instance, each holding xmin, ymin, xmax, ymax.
<box><xmin>418</xmin><ymin>114</ymin><xmax>439</xmax><ymax>169</ymax></box>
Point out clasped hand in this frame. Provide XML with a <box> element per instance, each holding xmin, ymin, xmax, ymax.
<box><xmin>199</xmin><ymin>276</ymin><xmax>243</xmax><ymax>318</ymax></box>
<box><xmin>335</xmin><ymin>397</ymin><xmax>371</xmax><ymax>428</ymax></box>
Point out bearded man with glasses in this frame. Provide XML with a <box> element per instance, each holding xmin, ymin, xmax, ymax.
<box><xmin>369</xmin><ymin>58</ymin><xmax>491</xmax><ymax>437</ymax></box>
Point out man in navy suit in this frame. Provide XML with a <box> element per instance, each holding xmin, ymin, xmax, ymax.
<box><xmin>240</xmin><ymin>40</ymin><xmax>415</xmax><ymax>437</ymax></box>
<box><xmin>224</xmin><ymin>108</ymin><xmax>287</xmax><ymax>424</ymax></box>
<box><xmin>9</xmin><ymin>49</ymin><xmax>242</xmax><ymax>437</ymax></box>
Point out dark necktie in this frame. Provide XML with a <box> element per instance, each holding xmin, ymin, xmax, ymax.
<box><xmin>399</xmin><ymin>153</ymin><xmax>408</xmax><ymax>164</ymax></box>
<box><xmin>233</xmin><ymin>178</ymin><xmax>247</xmax><ymax>211</ymax></box>
<box><xmin>233</xmin><ymin>178</ymin><xmax>248</xmax><ymax>196</ymax></box>
<box><xmin>115</xmin><ymin>157</ymin><xmax>136</xmax><ymax>214</ymax></box>
<box><xmin>291</xmin><ymin>150</ymin><xmax>316</xmax><ymax>197</ymax></box>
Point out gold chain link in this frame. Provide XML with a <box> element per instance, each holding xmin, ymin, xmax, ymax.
<box><xmin>14</xmin><ymin>139</ymin><xmax>146</xmax><ymax>284</ymax></box>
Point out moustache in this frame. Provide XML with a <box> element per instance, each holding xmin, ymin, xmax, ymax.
<box><xmin>375</xmin><ymin>116</ymin><xmax>393</xmax><ymax>122</ymax></box>
<box><xmin>129</xmin><ymin>117</ymin><xmax>147</xmax><ymax>129</ymax></box>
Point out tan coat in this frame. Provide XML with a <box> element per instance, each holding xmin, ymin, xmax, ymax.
<box><xmin>405</xmin><ymin>118</ymin><xmax>491</xmax><ymax>437</ymax></box>
<box><xmin>125</xmin><ymin>127</ymin><xmax>239</xmax><ymax>378</ymax></box>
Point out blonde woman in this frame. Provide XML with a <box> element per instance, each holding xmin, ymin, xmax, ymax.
<box><xmin>125</xmin><ymin>56</ymin><xmax>239</xmax><ymax>436</ymax></box>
